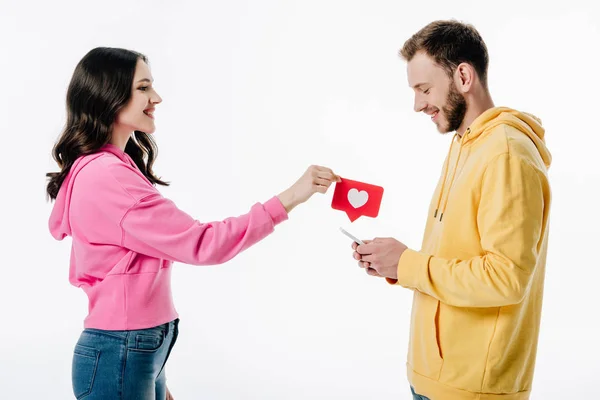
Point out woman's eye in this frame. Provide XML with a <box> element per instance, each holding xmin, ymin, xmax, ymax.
<box><xmin>424</xmin><ymin>89</ymin><xmax>430</xmax><ymax>94</ymax></box>
<box><xmin>139</xmin><ymin>86</ymin><xmax>149</xmax><ymax>92</ymax></box>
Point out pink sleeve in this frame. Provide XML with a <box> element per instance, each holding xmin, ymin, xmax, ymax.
<box><xmin>120</xmin><ymin>194</ymin><xmax>288</xmax><ymax>265</ymax></box>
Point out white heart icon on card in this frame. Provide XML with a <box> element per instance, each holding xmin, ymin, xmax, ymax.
<box><xmin>348</xmin><ymin>188</ymin><xmax>369</xmax><ymax>208</ymax></box>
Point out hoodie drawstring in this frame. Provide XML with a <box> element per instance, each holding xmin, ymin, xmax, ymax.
<box><xmin>434</xmin><ymin>129</ymin><xmax>469</xmax><ymax>222</ymax></box>
<box><xmin>434</xmin><ymin>133</ymin><xmax>457</xmax><ymax>220</ymax></box>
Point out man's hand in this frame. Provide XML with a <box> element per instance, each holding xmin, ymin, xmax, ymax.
<box><xmin>352</xmin><ymin>237</ymin><xmax>408</xmax><ymax>279</ymax></box>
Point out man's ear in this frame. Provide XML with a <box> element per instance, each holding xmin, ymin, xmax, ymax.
<box><xmin>455</xmin><ymin>62</ymin><xmax>474</xmax><ymax>93</ymax></box>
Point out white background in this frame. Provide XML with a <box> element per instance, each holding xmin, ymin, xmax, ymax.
<box><xmin>1</xmin><ymin>0</ymin><xmax>599</xmax><ymax>398</ymax></box>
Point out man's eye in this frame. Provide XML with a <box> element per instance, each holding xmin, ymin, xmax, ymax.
<box><xmin>424</xmin><ymin>89</ymin><xmax>430</xmax><ymax>94</ymax></box>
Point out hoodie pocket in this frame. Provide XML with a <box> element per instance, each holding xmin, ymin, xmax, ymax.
<box><xmin>407</xmin><ymin>291</ymin><xmax>444</xmax><ymax>380</ymax></box>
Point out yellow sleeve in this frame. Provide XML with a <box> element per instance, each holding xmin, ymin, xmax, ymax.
<box><xmin>390</xmin><ymin>153</ymin><xmax>549</xmax><ymax>308</ymax></box>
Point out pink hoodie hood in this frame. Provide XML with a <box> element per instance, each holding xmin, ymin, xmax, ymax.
<box><xmin>50</xmin><ymin>152</ymin><xmax>103</xmax><ymax>240</ymax></box>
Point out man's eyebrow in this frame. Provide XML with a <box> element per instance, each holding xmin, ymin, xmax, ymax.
<box><xmin>411</xmin><ymin>82</ymin><xmax>429</xmax><ymax>89</ymax></box>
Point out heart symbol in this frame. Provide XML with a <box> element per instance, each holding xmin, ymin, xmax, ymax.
<box><xmin>348</xmin><ymin>188</ymin><xmax>369</xmax><ymax>208</ymax></box>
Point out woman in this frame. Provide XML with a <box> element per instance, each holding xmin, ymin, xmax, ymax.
<box><xmin>46</xmin><ymin>47</ymin><xmax>339</xmax><ymax>399</ymax></box>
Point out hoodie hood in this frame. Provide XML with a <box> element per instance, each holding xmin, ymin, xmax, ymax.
<box><xmin>463</xmin><ymin>106</ymin><xmax>551</xmax><ymax>168</ymax></box>
<box><xmin>434</xmin><ymin>106</ymin><xmax>552</xmax><ymax>222</ymax></box>
<box><xmin>49</xmin><ymin>155</ymin><xmax>100</xmax><ymax>240</ymax></box>
<box><xmin>49</xmin><ymin>145</ymin><xmax>130</xmax><ymax>240</ymax></box>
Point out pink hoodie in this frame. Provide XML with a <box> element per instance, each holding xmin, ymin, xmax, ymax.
<box><xmin>49</xmin><ymin>144</ymin><xmax>288</xmax><ymax>330</ymax></box>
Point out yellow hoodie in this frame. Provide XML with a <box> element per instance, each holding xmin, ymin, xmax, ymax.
<box><xmin>388</xmin><ymin>107</ymin><xmax>552</xmax><ymax>400</ymax></box>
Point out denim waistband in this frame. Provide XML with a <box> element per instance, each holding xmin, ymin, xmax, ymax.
<box><xmin>83</xmin><ymin>318</ymin><xmax>179</xmax><ymax>339</ymax></box>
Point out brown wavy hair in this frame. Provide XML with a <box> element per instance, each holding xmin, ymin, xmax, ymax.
<box><xmin>46</xmin><ymin>47</ymin><xmax>168</xmax><ymax>200</ymax></box>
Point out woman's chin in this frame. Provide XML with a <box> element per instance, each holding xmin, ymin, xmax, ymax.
<box><xmin>137</xmin><ymin>124</ymin><xmax>156</xmax><ymax>134</ymax></box>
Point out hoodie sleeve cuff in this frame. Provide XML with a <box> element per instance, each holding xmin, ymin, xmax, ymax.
<box><xmin>387</xmin><ymin>248</ymin><xmax>430</xmax><ymax>289</ymax></box>
<box><xmin>264</xmin><ymin>196</ymin><xmax>289</xmax><ymax>226</ymax></box>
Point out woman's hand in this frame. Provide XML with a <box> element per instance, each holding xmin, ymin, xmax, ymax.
<box><xmin>277</xmin><ymin>165</ymin><xmax>340</xmax><ymax>213</ymax></box>
<box><xmin>166</xmin><ymin>386</ymin><xmax>174</xmax><ymax>400</ymax></box>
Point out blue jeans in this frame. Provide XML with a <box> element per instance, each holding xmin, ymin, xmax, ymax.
<box><xmin>72</xmin><ymin>319</ymin><xmax>179</xmax><ymax>399</ymax></box>
<box><xmin>411</xmin><ymin>386</ymin><xmax>431</xmax><ymax>400</ymax></box>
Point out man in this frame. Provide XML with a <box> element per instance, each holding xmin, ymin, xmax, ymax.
<box><xmin>352</xmin><ymin>20</ymin><xmax>552</xmax><ymax>400</ymax></box>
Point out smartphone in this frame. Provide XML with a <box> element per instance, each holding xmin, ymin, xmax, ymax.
<box><xmin>339</xmin><ymin>227</ymin><xmax>365</xmax><ymax>245</ymax></box>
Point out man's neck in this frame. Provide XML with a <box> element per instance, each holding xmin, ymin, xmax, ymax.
<box><xmin>456</xmin><ymin>91</ymin><xmax>495</xmax><ymax>137</ymax></box>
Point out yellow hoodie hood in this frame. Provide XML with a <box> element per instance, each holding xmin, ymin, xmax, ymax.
<box><xmin>466</xmin><ymin>106</ymin><xmax>551</xmax><ymax>166</ymax></box>
<box><xmin>434</xmin><ymin>107</ymin><xmax>552</xmax><ymax>221</ymax></box>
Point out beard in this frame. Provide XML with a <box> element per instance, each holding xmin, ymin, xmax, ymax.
<box><xmin>440</xmin><ymin>82</ymin><xmax>467</xmax><ymax>133</ymax></box>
